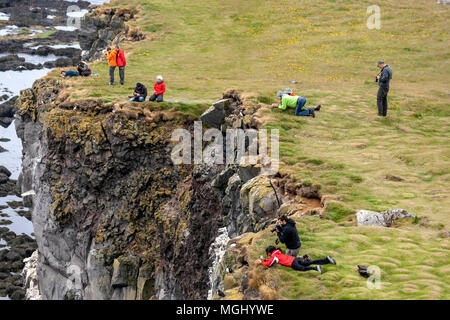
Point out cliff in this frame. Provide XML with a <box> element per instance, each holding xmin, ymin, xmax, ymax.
<box><xmin>14</xmin><ymin>78</ymin><xmax>314</xmax><ymax>300</ymax></box>
<box><xmin>15</xmin><ymin>79</ymin><xmax>222</xmax><ymax>299</ymax></box>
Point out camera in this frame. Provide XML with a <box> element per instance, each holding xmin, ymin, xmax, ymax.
<box><xmin>375</xmin><ymin>77</ymin><xmax>378</xmax><ymax>83</ymax></box>
<box><xmin>270</xmin><ymin>224</ymin><xmax>281</xmax><ymax>233</ymax></box>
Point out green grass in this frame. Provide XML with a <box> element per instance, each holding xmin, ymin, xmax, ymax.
<box><xmin>248</xmin><ymin>216</ymin><xmax>450</xmax><ymax>300</ymax></box>
<box><xmin>50</xmin><ymin>0</ymin><xmax>450</xmax><ymax>299</ymax></box>
<box><xmin>38</xmin><ymin>30</ymin><xmax>57</xmax><ymax>39</ymax></box>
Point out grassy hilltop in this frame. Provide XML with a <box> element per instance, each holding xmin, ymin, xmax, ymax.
<box><xmin>54</xmin><ymin>0</ymin><xmax>449</xmax><ymax>299</ymax></box>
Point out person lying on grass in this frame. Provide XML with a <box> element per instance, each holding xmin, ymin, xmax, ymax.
<box><xmin>271</xmin><ymin>90</ymin><xmax>321</xmax><ymax>118</ymax></box>
<box><xmin>258</xmin><ymin>246</ymin><xmax>336</xmax><ymax>274</ymax></box>
<box><xmin>61</xmin><ymin>70</ymin><xmax>79</xmax><ymax>78</ymax></box>
<box><xmin>129</xmin><ymin>82</ymin><xmax>148</xmax><ymax>102</ymax></box>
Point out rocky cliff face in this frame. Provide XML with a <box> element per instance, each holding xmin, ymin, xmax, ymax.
<box><xmin>15</xmin><ymin>79</ymin><xmax>321</xmax><ymax>300</ymax></box>
<box><xmin>15</xmin><ymin>79</ymin><xmax>228</xmax><ymax>299</ymax></box>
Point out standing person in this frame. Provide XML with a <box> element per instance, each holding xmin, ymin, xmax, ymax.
<box><xmin>149</xmin><ymin>75</ymin><xmax>166</xmax><ymax>102</ymax></box>
<box><xmin>259</xmin><ymin>246</ymin><xmax>336</xmax><ymax>274</ymax></box>
<box><xmin>107</xmin><ymin>47</ymin><xmax>117</xmax><ymax>85</ymax></box>
<box><xmin>275</xmin><ymin>216</ymin><xmax>302</xmax><ymax>257</ymax></box>
<box><xmin>376</xmin><ymin>60</ymin><xmax>393</xmax><ymax>117</ymax></box>
<box><xmin>115</xmin><ymin>45</ymin><xmax>126</xmax><ymax>85</ymax></box>
<box><xmin>271</xmin><ymin>91</ymin><xmax>321</xmax><ymax>117</ymax></box>
<box><xmin>129</xmin><ymin>83</ymin><xmax>147</xmax><ymax>102</ymax></box>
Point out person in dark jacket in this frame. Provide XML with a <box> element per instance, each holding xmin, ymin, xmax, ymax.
<box><xmin>259</xmin><ymin>246</ymin><xmax>336</xmax><ymax>274</ymax></box>
<box><xmin>61</xmin><ymin>70</ymin><xmax>79</xmax><ymax>78</ymax></box>
<box><xmin>376</xmin><ymin>60</ymin><xmax>393</xmax><ymax>117</ymax></box>
<box><xmin>129</xmin><ymin>83</ymin><xmax>147</xmax><ymax>102</ymax></box>
<box><xmin>77</xmin><ymin>61</ymin><xmax>91</xmax><ymax>77</ymax></box>
<box><xmin>275</xmin><ymin>216</ymin><xmax>301</xmax><ymax>257</ymax></box>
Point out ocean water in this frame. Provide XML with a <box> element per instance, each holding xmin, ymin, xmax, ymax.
<box><xmin>0</xmin><ymin>0</ymin><xmax>110</xmax><ymax>300</ymax></box>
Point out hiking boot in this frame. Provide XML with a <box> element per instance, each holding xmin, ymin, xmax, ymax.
<box><xmin>315</xmin><ymin>104</ymin><xmax>321</xmax><ymax>111</ymax></box>
<box><xmin>327</xmin><ymin>256</ymin><xmax>336</xmax><ymax>265</ymax></box>
<box><xmin>310</xmin><ymin>109</ymin><xmax>315</xmax><ymax>118</ymax></box>
<box><xmin>316</xmin><ymin>266</ymin><xmax>323</xmax><ymax>274</ymax></box>
<box><xmin>108</xmin><ymin>82</ymin><xmax>114</xmax><ymax>86</ymax></box>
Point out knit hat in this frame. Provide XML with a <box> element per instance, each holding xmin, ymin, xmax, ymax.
<box><xmin>156</xmin><ymin>75</ymin><xmax>163</xmax><ymax>81</ymax></box>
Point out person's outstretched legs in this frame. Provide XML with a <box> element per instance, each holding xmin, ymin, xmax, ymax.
<box><xmin>295</xmin><ymin>96</ymin><xmax>314</xmax><ymax>117</ymax></box>
<box><xmin>298</xmin><ymin>256</ymin><xmax>336</xmax><ymax>266</ymax></box>
<box><xmin>291</xmin><ymin>258</ymin><xmax>318</xmax><ymax>272</ymax></box>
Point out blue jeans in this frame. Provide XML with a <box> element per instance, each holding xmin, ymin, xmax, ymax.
<box><xmin>129</xmin><ymin>96</ymin><xmax>145</xmax><ymax>102</ymax></box>
<box><xmin>295</xmin><ymin>97</ymin><xmax>310</xmax><ymax>116</ymax></box>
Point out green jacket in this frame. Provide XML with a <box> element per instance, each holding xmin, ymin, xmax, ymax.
<box><xmin>279</xmin><ymin>95</ymin><xmax>299</xmax><ymax>110</ymax></box>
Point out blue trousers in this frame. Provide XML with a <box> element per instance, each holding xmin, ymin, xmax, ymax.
<box><xmin>129</xmin><ymin>96</ymin><xmax>145</xmax><ymax>102</ymax></box>
<box><xmin>295</xmin><ymin>97</ymin><xmax>310</xmax><ymax>116</ymax></box>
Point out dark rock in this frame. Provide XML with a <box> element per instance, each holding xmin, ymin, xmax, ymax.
<box><xmin>237</xmin><ymin>164</ymin><xmax>261</xmax><ymax>183</ymax></box>
<box><xmin>211</xmin><ymin>166</ymin><xmax>236</xmax><ymax>189</ymax></box>
<box><xmin>0</xmin><ymin>173</ymin><xmax>9</xmax><ymax>184</ymax></box>
<box><xmin>0</xmin><ymin>96</ymin><xmax>18</xmax><ymax>118</ymax></box>
<box><xmin>0</xmin><ymin>219</ymin><xmax>12</xmax><ymax>225</ymax></box>
<box><xmin>6</xmin><ymin>250</ymin><xmax>22</xmax><ymax>262</ymax></box>
<box><xmin>0</xmin><ymin>179</ymin><xmax>18</xmax><ymax>197</ymax></box>
<box><xmin>10</xmin><ymin>289</ymin><xmax>25</xmax><ymax>300</ymax></box>
<box><xmin>6</xmin><ymin>201</ymin><xmax>23</xmax><ymax>209</ymax></box>
<box><xmin>385</xmin><ymin>174</ymin><xmax>404</xmax><ymax>182</ymax></box>
<box><xmin>0</xmin><ymin>117</ymin><xmax>14</xmax><ymax>128</ymax></box>
<box><xmin>0</xmin><ymin>272</ymin><xmax>9</xmax><ymax>280</ymax></box>
<box><xmin>0</xmin><ymin>166</ymin><xmax>12</xmax><ymax>178</ymax></box>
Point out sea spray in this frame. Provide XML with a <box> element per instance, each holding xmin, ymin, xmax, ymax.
<box><xmin>207</xmin><ymin>227</ymin><xmax>230</xmax><ymax>299</ymax></box>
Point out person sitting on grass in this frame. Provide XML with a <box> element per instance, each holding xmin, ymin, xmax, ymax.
<box><xmin>271</xmin><ymin>91</ymin><xmax>321</xmax><ymax>117</ymax></box>
<box><xmin>61</xmin><ymin>70</ymin><xmax>79</xmax><ymax>78</ymax></box>
<box><xmin>149</xmin><ymin>75</ymin><xmax>165</xmax><ymax>102</ymax></box>
<box><xmin>77</xmin><ymin>61</ymin><xmax>92</xmax><ymax>77</ymax></box>
<box><xmin>259</xmin><ymin>246</ymin><xmax>336</xmax><ymax>274</ymax></box>
<box><xmin>129</xmin><ymin>82</ymin><xmax>147</xmax><ymax>102</ymax></box>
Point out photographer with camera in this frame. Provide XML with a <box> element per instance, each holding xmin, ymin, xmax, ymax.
<box><xmin>375</xmin><ymin>60</ymin><xmax>393</xmax><ymax>117</ymax></box>
<box><xmin>272</xmin><ymin>216</ymin><xmax>301</xmax><ymax>257</ymax></box>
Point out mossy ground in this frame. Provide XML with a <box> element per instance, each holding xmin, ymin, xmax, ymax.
<box><xmin>247</xmin><ymin>216</ymin><xmax>449</xmax><ymax>300</ymax></box>
<box><xmin>41</xmin><ymin>0</ymin><xmax>449</xmax><ymax>299</ymax></box>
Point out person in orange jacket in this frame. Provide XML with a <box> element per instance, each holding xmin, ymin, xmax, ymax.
<box><xmin>107</xmin><ymin>47</ymin><xmax>117</xmax><ymax>85</ymax></box>
<box><xmin>149</xmin><ymin>75</ymin><xmax>166</xmax><ymax>102</ymax></box>
<box><xmin>259</xmin><ymin>246</ymin><xmax>336</xmax><ymax>274</ymax></box>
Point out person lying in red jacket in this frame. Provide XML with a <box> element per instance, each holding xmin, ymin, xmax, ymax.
<box><xmin>259</xmin><ymin>246</ymin><xmax>336</xmax><ymax>274</ymax></box>
<box><xmin>149</xmin><ymin>75</ymin><xmax>166</xmax><ymax>102</ymax></box>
